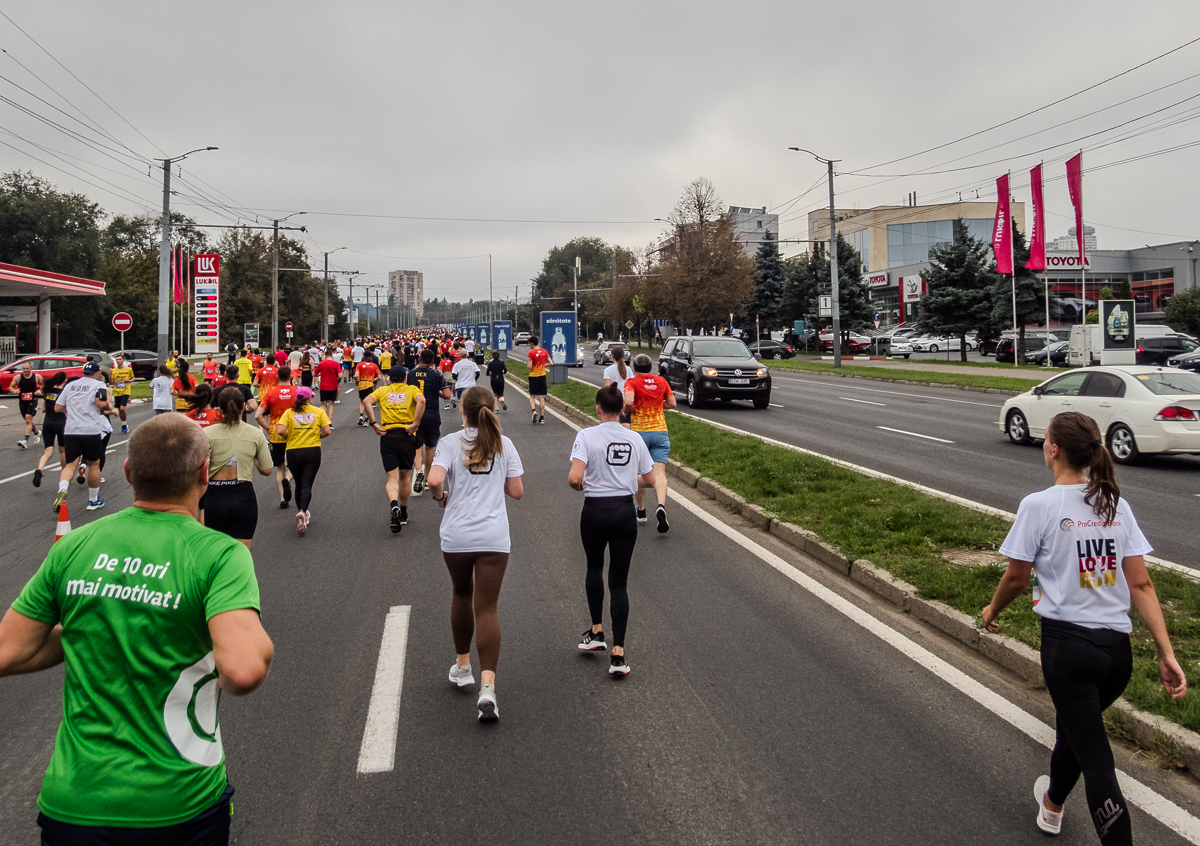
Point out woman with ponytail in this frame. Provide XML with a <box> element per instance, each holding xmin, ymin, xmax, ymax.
<box><xmin>203</xmin><ymin>385</ymin><xmax>272</xmax><ymax>545</ymax></box>
<box><xmin>184</xmin><ymin>383</ymin><xmax>220</xmax><ymax>428</ymax></box>
<box><xmin>983</xmin><ymin>411</ymin><xmax>1185</xmax><ymax>843</ymax></box>
<box><xmin>275</xmin><ymin>386</ymin><xmax>331</xmax><ymax>535</ymax></box>
<box><xmin>427</xmin><ymin>385</ymin><xmax>524</xmax><ymax>722</ymax></box>
<box><xmin>603</xmin><ymin>345</ymin><xmax>632</xmax><ymax>427</ymax></box>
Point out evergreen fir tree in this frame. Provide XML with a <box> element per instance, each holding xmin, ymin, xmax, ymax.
<box><xmin>922</xmin><ymin>220</ymin><xmax>994</xmax><ymax>362</ymax></box>
<box><xmin>750</xmin><ymin>230</ymin><xmax>786</xmax><ymax>332</ymax></box>
<box><xmin>990</xmin><ymin>224</ymin><xmax>1044</xmax><ymax>361</ymax></box>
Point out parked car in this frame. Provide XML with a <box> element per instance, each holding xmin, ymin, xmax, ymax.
<box><xmin>1167</xmin><ymin>350</ymin><xmax>1200</xmax><ymax>372</ymax></box>
<box><xmin>994</xmin><ymin>335</ymin><xmax>1051</xmax><ymax>363</ymax></box>
<box><xmin>998</xmin><ymin>366</ymin><xmax>1200</xmax><ymax>464</ymax></box>
<box><xmin>0</xmin><ymin>355</ymin><xmax>89</xmax><ymax>393</ymax></box>
<box><xmin>110</xmin><ymin>348</ymin><xmax>158</xmax><ymax>380</ymax></box>
<box><xmin>514</xmin><ymin>332</ymin><xmax>531</xmax><ymax>346</ymax></box>
<box><xmin>746</xmin><ymin>339</ymin><xmax>795</xmax><ymax>360</ymax></box>
<box><xmin>1137</xmin><ymin>335</ymin><xmax>1199</xmax><ymax>367</ymax></box>
<box><xmin>1025</xmin><ymin>340</ymin><xmax>1069</xmax><ymax>367</ymax></box>
<box><xmin>817</xmin><ymin>333</ymin><xmax>870</xmax><ymax>353</ymax></box>
<box><xmin>887</xmin><ymin>338</ymin><xmax>914</xmax><ymax>358</ymax></box>
<box><xmin>593</xmin><ymin>341</ymin><xmax>629</xmax><ymax>365</ymax></box>
<box><xmin>910</xmin><ymin>335</ymin><xmax>976</xmax><ymax>353</ymax></box>
<box><xmin>657</xmin><ymin>335</ymin><xmax>771</xmax><ymax>408</ymax></box>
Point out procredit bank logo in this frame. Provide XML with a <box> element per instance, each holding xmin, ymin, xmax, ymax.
<box><xmin>1059</xmin><ymin>518</ymin><xmax>1075</xmax><ymax>532</ymax></box>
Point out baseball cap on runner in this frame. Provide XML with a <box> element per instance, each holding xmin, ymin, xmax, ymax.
<box><xmin>389</xmin><ymin>365</ymin><xmax>407</xmax><ymax>381</ymax></box>
<box><xmin>295</xmin><ymin>386</ymin><xmax>314</xmax><ymax>401</ymax></box>
<box><xmin>83</xmin><ymin>361</ymin><xmax>101</xmax><ymax>375</ymax></box>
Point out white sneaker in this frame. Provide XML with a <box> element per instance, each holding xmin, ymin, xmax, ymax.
<box><xmin>477</xmin><ymin>684</ymin><xmax>498</xmax><ymax>721</ymax></box>
<box><xmin>449</xmin><ymin>662</ymin><xmax>474</xmax><ymax>688</ymax></box>
<box><xmin>1034</xmin><ymin>775</ymin><xmax>1063</xmax><ymax>835</ymax></box>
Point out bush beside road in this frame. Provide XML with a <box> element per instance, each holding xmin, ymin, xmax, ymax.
<box><xmin>506</xmin><ymin>356</ymin><xmax>1200</xmax><ymax>736</ymax></box>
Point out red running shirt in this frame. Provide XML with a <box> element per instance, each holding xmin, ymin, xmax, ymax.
<box><xmin>315</xmin><ymin>359</ymin><xmax>341</xmax><ymax>391</ymax></box>
<box><xmin>626</xmin><ymin>374</ymin><xmax>672</xmax><ymax>432</ymax></box>
<box><xmin>527</xmin><ymin>347</ymin><xmax>550</xmax><ymax>378</ymax></box>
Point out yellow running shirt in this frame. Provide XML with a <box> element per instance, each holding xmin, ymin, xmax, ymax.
<box><xmin>110</xmin><ymin>366</ymin><xmax>134</xmax><ymax>397</ymax></box>
<box><xmin>369</xmin><ymin>384</ymin><xmax>420</xmax><ymax>429</ymax></box>
<box><xmin>278</xmin><ymin>405</ymin><xmax>331</xmax><ymax>450</ymax></box>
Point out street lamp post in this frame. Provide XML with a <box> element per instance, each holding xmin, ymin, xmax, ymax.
<box><xmin>271</xmin><ymin>212</ymin><xmax>306</xmax><ymax>351</ymax></box>
<box><xmin>789</xmin><ymin>148</ymin><xmax>843</xmax><ymax>368</ymax></box>
<box><xmin>156</xmin><ymin>147</ymin><xmax>217</xmax><ymax>366</ymax></box>
<box><xmin>323</xmin><ymin>247</ymin><xmax>347</xmax><ymax>343</ymax></box>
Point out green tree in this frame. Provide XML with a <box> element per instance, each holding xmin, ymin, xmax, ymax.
<box><xmin>1164</xmin><ymin>286</ymin><xmax>1200</xmax><ymax>336</ymax></box>
<box><xmin>990</xmin><ymin>224</ymin><xmax>1043</xmax><ymax>361</ymax></box>
<box><xmin>0</xmin><ymin>171</ymin><xmax>104</xmax><ymax>348</ymax></box>
<box><xmin>779</xmin><ymin>253</ymin><xmax>819</xmax><ymax>341</ymax></box>
<box><xmin>750</xmin><ymin>230</ymin><xmax>786</xmax><ymax>332</ymax></box>
<box><xmin>648</xmin><ymin>178</ymin><xmax>756</xmax><ymax>333</ymax></box>
<box><xmin>921</xmin><ymin>221</ymin><xmax>995</xmax><ymax>362</ymax></box>
<box><xmin>1118</xmin><ymin>279</ymin><xmax>1133</xmax><ymax>300</ymax></box>
<box><xmin>804</xmin><ymin>236</ymin><xmax>872</xmax><ymax>350</ymax></box>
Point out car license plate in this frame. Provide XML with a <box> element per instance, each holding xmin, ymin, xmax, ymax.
<box><xmin>728</xmin><ymin>378</ymin><xmax>750</xmax><ymax>385</ymax></box>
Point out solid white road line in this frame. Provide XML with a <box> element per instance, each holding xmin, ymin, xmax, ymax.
<box><xmin>0</xmin><ymin>437</ymin><xmax>130</xmax><ymax>486</ymax></box>
<box><xmin>876</xmin><ymin>426</ymin><xmax>955</xmax><ymax>444</ymax></box>
<box><xmin>839</xmin><ymin>397</ymin><xmax>886</xmax><ymax>406</ymax></box>
<box><xmin>358</xmin><ymin>605</ymin><xmax>412</xmax><ymax>775</ymax></box>
<box><xmin>768</xmin><ymin>403</ymin><xmax>785</xmax><ymax>408</ymax></box>
<box><xmin>667</xmin><ymin>493</ymin><xmax>1200</xmax><ymax>844</ymax></box>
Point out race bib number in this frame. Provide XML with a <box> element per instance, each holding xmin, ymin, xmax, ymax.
<box><xmin>20</xmin><ymin>392</ymin><xmax>33</xmax><ymax>401</ymax></box>
<box><xmin>115</xmin><ymin>381</ymin><xmax>126</xmax><ymax>390</ymax></box>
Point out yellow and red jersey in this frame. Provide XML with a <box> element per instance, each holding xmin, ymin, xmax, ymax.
<box><xmin>626</xmin><ymin>373</ymin><xmax>673</xmax><ymax>432</ymax></box>
<box><xmin>260</xmin><ymin>384</ymin><xmax>296</xmax><ymax>443</ymax></box>
<box><xmin>527</xmin><ymin>347</ymin><xmax>550</xmax><ymax>378</ymax></box>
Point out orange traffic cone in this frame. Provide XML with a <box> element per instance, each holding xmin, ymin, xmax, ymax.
<box><xmin>54</xmin><ymin>503</ymin><xmax>71</xmax><ymax>543</ymax></box>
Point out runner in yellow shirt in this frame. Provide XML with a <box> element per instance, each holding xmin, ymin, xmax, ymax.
<box><xmin>361</xmin><ymin>366</ymin><xmax>426</xmax><ymax>533</ymax></box>
<box><xmin>276</xmin><ymin>387</ymin><xmax>331</xmax><ymax>535</ymax></box>
<box><xmin>109</xmin><ymin>353</ymin><xmax>135</xmax><ymax>434</ymax></box>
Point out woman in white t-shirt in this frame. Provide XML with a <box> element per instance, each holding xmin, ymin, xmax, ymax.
<box><xmin>568</xmin><ymin>385</ymin><xmax>655</xmax><ymax>675</ymax></box>
<box><xmin>983</xmin><ymin>411</ymin><xmax>1185</xmax><ymax>842</ymax></box>
<box><xmin>149</xmin><ymin>365</ymin><xmax>174</xmax><ymax>415</ymax></box>
<box><xmin>602</xmin><ymin>346</ymin><xmax>632</xmax><ymax>427</ymax></box>
<box><xmin>428</xmin><ymin>385</ymin><xmax>524</xmax><ymax>721</ymax></box>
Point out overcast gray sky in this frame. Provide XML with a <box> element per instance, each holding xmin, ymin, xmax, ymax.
<box><xmin>3</xmin><ymin>1</ymin><xmax>1200</xmax><ymax>307</ymax></box>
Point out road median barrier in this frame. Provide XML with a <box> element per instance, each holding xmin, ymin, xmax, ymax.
<box><xmin>504</xmin><ymin>360</ymin><xmax>1200</xmax><ymax>772</ymax></box>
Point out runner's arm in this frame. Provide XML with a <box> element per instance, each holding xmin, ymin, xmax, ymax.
<box><xmin>0</xmin><ymin>609</ymin><xmax>63</xmax><ymax>677</ymax></box>
<box><xmin>638</xmin><ymin>471</ymin><xmax>656</xmax><ymax>489</ymax></box>
<box><xmin>1124</xmin><ymin>555</ymin><xmax>1188</xmax><ymax>701</ymax></box>
<box><xmin>981</xmin><ymin>558</ymin><xmax>1033</xmax><ymax>631</ymax></box>
<box><xmin>209</xmin><ymin>608</ymin><xmax>273</xmax><ymax>696</ymax></box>
<box><xmin>622</xmin><ymin>389</ymin><xmax>635</xmax><ymax>414</ymax></box>
<box><xmin>663</xmin><ymin>391</ymin><xmax>677</xmax><ymax>410</ymax></box>
<box><xmin>407</xmin><ymin>395</ymin><xmax>426</xmax><ymax>434</ymax></box>
<box><xmin>504</xmin><ymin>475</ymin><xmax>523</xmax><ymax>500</ymax></box>
<box><xmin>568</xmin><ymin>458</ymin><xmax>586</xmax><ymax>491</ymax></box>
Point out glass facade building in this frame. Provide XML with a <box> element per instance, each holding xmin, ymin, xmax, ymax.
<box><xmin>886</xmin><ymin>219</ymin><xmax>993</xmax><ymax>268</ymax></box>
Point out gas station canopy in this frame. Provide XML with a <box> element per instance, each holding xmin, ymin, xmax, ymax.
<box><xmin>0</xmin><ymin>261</ymin><xmax>106</xmax><ymax>297</ymax></box>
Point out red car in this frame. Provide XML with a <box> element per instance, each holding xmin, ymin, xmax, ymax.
<box><xmin>0</xmin><ymin>355</ymin><xmax>89</xmax><ymax>393</ymax></box>
<box><xmin>818</xmin><ymin>333</ymin><xmax>870</xmax><ymax>354</ymax></box>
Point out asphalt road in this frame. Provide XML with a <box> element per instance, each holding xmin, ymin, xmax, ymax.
<box><xmin>574</xmin><ymin>357</ymin><xmax>1200</xmax><ymax>569</ymax></box>
<box><xmin>1</xmin><ymin>385</ymin><xmax>1198</xmax><ymax>844</ymax></box>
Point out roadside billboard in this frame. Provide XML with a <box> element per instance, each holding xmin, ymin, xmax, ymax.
<box><xmin>539</xmin><ymin>311</ymin><xmax>576</xmax><ymax>365</ymax></box>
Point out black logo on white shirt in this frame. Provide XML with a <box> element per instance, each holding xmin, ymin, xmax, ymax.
<box><xmin>606</xmin><ymin>442</ymin><xmax>631</xmax><ymax>466</ymax></box>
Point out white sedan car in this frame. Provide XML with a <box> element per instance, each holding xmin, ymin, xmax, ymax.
<box><xmin>998</xmin><ymin>366</ymin><xmax>1200</xmax><ymax>464</ymax></box>
<box><xmin>887</xmin><ymin>338</ymin><xmax>914</xmax><ymax>358</ymax></box>
<box><xmin>911</xmin><ymin>334</ymin><xmax>976</xmax><ymax>353</ymax></box>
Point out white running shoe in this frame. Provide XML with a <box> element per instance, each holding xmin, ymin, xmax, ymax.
<box><xmin>477</xmin><ymin>684</ymin><xmax>499</xmax><ymax>721</ymax></box>
<box><xmin>609</xmin><ymin>654</ymin><xmax>630</xmax><ymax>676</ymax></box>
<box><xmin>449</xmin><ymin>662</ymin><xmax>475</xmax><ymax>688</ymax></box>
<box><xmin>296</xmin><ymin>511</ymin><xmax>307</xmax><ymax>536</ymax></box>
<box><xmin>1033</xmin><ymin>775</ymin><xmax>1063</xmax><ymax>835</ymax></box>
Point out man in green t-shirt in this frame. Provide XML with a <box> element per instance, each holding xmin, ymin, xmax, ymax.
<box><xmin>0</xmin><ymin>414</ymin><xmax>274</xmax><ymax>843</ymax></box>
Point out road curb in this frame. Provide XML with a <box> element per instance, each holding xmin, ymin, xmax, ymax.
<box><xmin>512</xmin><ymin>373</ymin><xmax>1200</xmax><ymax>774</ymax></box>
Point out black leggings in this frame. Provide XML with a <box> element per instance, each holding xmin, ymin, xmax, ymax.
<box><xmin>1041</xmin><ymin>618</ymin><xmax>1133</xmax><ymax>846</ymax></box>
<box><xmin>490</xmin><ymin>376</ymin><xmax>505</xmax><ymax>398</ymax></box>
<box><xmin>285</xmin><ymin>447</ymin><xmax>322</xmax><ymax>512</ymax></box>
<box><xmin>580</xmin><ymin>495</ymin><xmax>638</xmax><ymax>648</ymax></box>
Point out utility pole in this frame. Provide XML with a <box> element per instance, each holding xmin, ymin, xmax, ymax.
<box><xmin>789</xmin><ymin>148</ymin><xmax>842</xmax><ymax>368</ymax></box>
<box><xmin>271</xmin><ymin>212</ymin><xmax>305</xmax><ymax>351</ymax></box>
<box><xmin>488</xmin><ymin>254</ymin><xmax>493</xmax><ymax>338</ymax></box>
<box><xmin>156</xmin><ymin>147</ymin><xmax>217</xmax><ymax>366</ymax></box>
<box><xmin>573</xmin><ymin>255</ymin><xmax>580</xmax><ymax>333</ymax></box>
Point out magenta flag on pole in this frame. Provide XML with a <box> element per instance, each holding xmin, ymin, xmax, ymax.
<box><xmin>1066</xmin><ymin>153</ymin><xmax>1084</xmax><ymax>262</ymax></box>
<box><xmin>992</xmin><ymin>173</ymin><xmax>1013</xmax><ymax>274</ymax></box>
<box><xmin>1025</xmin><ymin>164</ymin><xmax>1045</xmax><ymax>271</ymax></box>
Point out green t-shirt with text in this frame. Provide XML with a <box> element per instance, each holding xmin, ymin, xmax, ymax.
<box><xmin>12</xmin><ymin>507</ymin><xmax>261</xmax><ymax>827</ymax></box>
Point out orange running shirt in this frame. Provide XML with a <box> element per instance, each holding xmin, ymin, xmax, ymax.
<box><xmin>260</xmin><ymin>384</ymin><xmax>296</xmax><ymax>443</ymax></box>
<box><xmin>626</xmin><ymin>374</ymin><xmax>672</xmax><ymax>432</ymax></box>
<box><xmin>527</xmin><ymin>347</ymin><xmax>550</xmax><ymax>378</ymax></box>
<box><xmin>256</xmin><ymin>365</ymin><xmax>278</xmax><ymax>391</ymax></box>
<box><xmin>185</xmin><ymin>408</ymin><xmax>222</xmax><ymax>428</ymax></box>
<box><xmin>356</xmin><ymin>361</ymin><xmax>380</xmax><ymax>390</ymax></box>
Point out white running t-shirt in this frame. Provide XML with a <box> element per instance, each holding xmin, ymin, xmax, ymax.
<box><xmin>61</xmin><ymin>376</ymin><xmax>110</xmax><ymax>435</ymax></box>
<box><xmin>999</xmin><ymin>484</ymin><xmax>1152</xmax><ymax>633</ymax></box>
<box><xmin>451</xmin><ymin>358</ymin><xmax>480</xmax><ymax>391</ymax></box>
<box><xmin>570</xmin><ymin>421</ymin><xmax>653</xmax><ymax>497</ymax></box>
<box><xmin>602</xmin><ymin>362</ymin><xmax>631</xmax><ymax>394</ymax></box>
<box><xmin>433</xmin><ymin>428</ymin><xmax>523</xmax><ymax>553</ymax></box>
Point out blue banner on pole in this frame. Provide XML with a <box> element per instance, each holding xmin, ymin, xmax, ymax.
<box><xmin>652</xmin><ymin>318</ymin><xmax>670</xmax><ymax>328</ymax></box>
<box><xmin>539</xmin><ymin>311</ymin><xmax>576</xmax><ymax>366</ymax></box>
<box><xmin>476</xmin><ymin>323</ymin><xmax>491</xmax><ymax>346</ymax></box>
<box><xmin>492</xmin><ymin>321</ymin><xmax>512</xmax><ymax>350</ymax></box>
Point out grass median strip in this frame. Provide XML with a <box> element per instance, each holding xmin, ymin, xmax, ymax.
<box><xmin>505</xmin><ymin>356</ymin><xmax>1200</xmax><ymax>735</ymax></box>
<box><xmin>763</xmin><ymin>358</ymin><xmax>1045</xmax><ymax>391</ymax></box>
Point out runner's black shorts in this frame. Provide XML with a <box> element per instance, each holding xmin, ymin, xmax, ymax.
<box><xmin>319</xmin><ymin>388</ymin><xmax>338</xmax><ymax>403</ymax></box>
<box><xmin>42</xmin><ymin>418</ymin><xmax>65</xmax><ymax>449</ymax></box>
<box><xmin>19</xmin><ymin>399</ymin><xmax>38</xmax><ymax>418</ymax></box>
<box><xmin>39</xmin><ymin>782</ymin><xmax>233</xmax><ymax>846</ymax></box>
<box><xmin>380</xmin><ymin>428</ymin><xmax>417</xmax><ymax>472</ymax></box>
<box><xmin>358</xmin><ymin>387</ymin><xmax>374</xmax><ymax>400</ymax></box>
<box><xmin>414</xmin><ymin>419</ymin><xmax>441</xmax><ymax>449</ymax></box>
<box><xmin>269</xmin><ymin>441</ymin><xmax>287</xmax><ymax>467</ymax></box>
<box><xmin>64</xmin><ymin>433</ymin><xmax>104</xmax><ymax>464</ymax></box>
<box><xmin>204</xmin><ymin>480</ymin><xmax>259</xmax><ymax>540</ymax></box>
<box><xmin>490</xmin><ymin>377</ymin><xmax>505</xmax><ymax>397</ymax></box>
<box><xmin>529</xmin><ymin>375</ymin><xmax>547</xmax><ymax>396</ymax></box>
<box><xmin>112</xmin><ymin>395</ymin><xmax>129</xmax><ymax>408</ymax></box>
